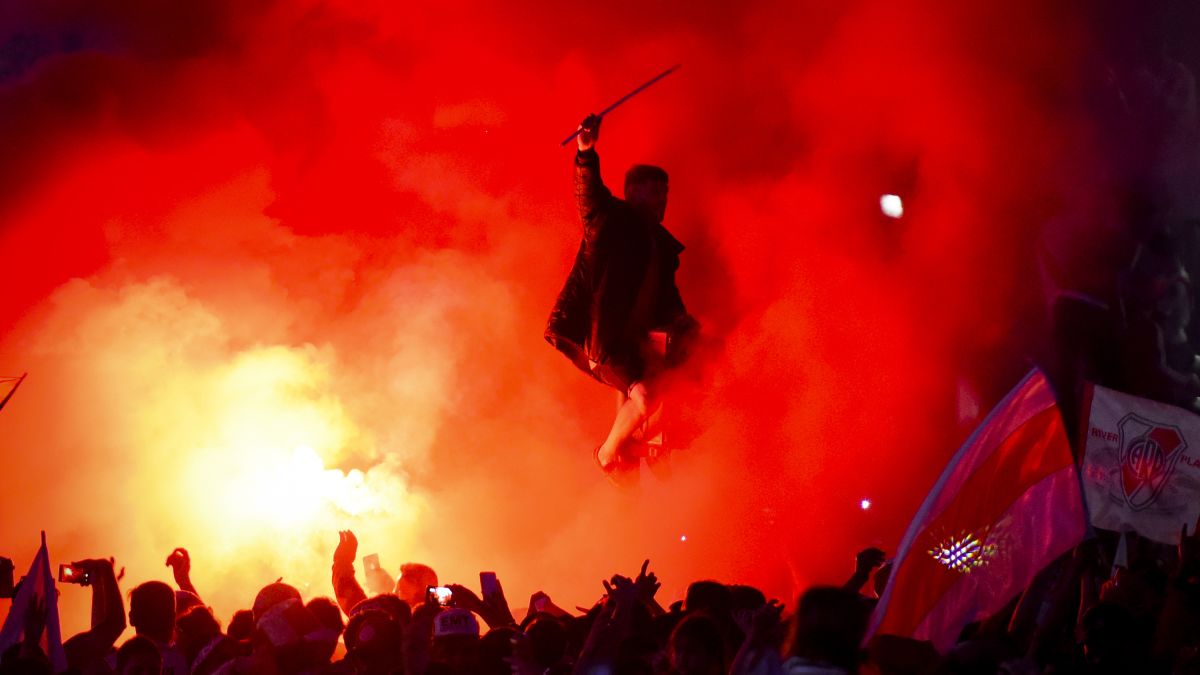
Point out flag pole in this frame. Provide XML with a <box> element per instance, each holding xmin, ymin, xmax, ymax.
<box><xmin>0</xmin><ymin>373</ymin><xmax>27</xmax><ymax>414</ymax></box>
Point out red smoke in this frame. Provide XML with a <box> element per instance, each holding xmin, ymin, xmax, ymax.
<box><xmin>0</xmin><ymin>0</ymin><xmax>1100</xmax><ymax>636</ymax></box>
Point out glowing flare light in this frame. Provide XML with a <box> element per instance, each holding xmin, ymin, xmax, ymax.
<box><xmin>928</xmin><ymin>530</ymin><xmax>992</xmax><ymax>573</ymax></box>
<box><xmin>880</xmin><ymin>194</ymin><xmax>904</xmax><ymax>219</ymax></box>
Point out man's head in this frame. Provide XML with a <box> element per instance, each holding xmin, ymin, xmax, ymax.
<box><xmin>684</xmin><ymin>581</ymin><xmax>731</xmax><ymax>617</ymax></box>
<box><xmin>175</xmin><ymin>606</ymin><xmax>221</xmax><ymax>659</ymax></box>
<box><xmin>252</xmin><ymin>582</ymin><xmax>302</xmax><ymax>622</ymax></box>
<box><xmin>351</xmin><ymin>594</ymin><xmax>412</xmax><ymax>626</ymax></box>
<box><xmin>624</xmin><ymin>165</ymin><xmax>668</xmax><ymax>224</ymax></box>
<box><xmin>430</xmin><ymin>608</ymin><xmax>481</xmax><ymax>674</ymax></box>
<box><xmin>785</xmin><ymin>586</ymin><xmax>869</xmax><ymax>670</ymax></box>
<box><xmin>394</xmin><ymin>563</ymin><xmax>437</xmax><ymax>607</ymax></box>
<box><xmin>128</xmin><ymin>582</ymin><xmax>176</xmax><ymax>643</ymax></box>
<box><xmin>669</xmin><ymin>613</ymin><xmax>725</xmax><ymax>675</ymax></box>
<box><xmin>116</xmin><ymin>637</ymin><xmax>161</xmax><ymax>675</ymax></box>
<box><xmin>344</xmin><ymin>609</ymin><xmax>403</xmax><ymax>674</ymax></box>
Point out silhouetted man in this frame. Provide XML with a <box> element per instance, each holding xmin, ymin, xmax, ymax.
<box><xmin>546</xmin><ymin>114</ymin><xmax>697</xmax><ymax>485</ymax></box>
<box><xmin>119</xmin><ymin>583</ymin><xmax>187</xmax><ymax>675</ymax></box>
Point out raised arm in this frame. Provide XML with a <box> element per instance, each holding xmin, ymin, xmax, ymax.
<box><xmin>573</xmin><ymin>575</ymin><xmax>638</xmax><ymax>675</ymax></box>
<box><xmin>574</xmin><ymin>114</ymin><xmax>615</xmax><ymax>238</ymax></box>
<box><xmin>65</xmin><ymin>558</ymin><xmax>126</xmax><ymax>663</ymax></box>
<box><xmin>165</xmin><ymin>548</ymin><xmax>199</xmax><ymax>599</ymax></box>
<box><xmin>332</xmin><ymin>530</ymin><xmax>368</xmax><ymax>615</ymax></box>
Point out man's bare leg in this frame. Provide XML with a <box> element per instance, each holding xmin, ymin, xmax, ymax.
<box><xmin>597</xmin><ymin>382</ymin><xmax>659</xmax><ymax>468</ymax></box>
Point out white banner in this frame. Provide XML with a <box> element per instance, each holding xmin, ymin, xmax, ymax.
<box><xmin>1081</xmin><ymin>383</ymin><xmax>1200</xmax><ymax>544</ymax></box>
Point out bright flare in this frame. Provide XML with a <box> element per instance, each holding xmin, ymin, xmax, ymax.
<box><xmin>880</xmin><ymin>194</ymin><xmax>904</xmax><ymax>219</ymax></box>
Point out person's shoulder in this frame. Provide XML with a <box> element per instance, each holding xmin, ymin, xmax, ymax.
<box><xmin>655</xmin><ymin>223</ymin><xmax>685</xmax><ymax>252</ymax></box>
<box><xmin>160</xmin><ymin>644</ymin><xmax>190</xmax><ymax>675</ymax></box>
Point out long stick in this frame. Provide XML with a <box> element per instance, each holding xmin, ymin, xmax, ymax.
<box><xmin>560</xmin><ymin>64</ymin><xmax>682</xmax><ymax>146</ymax></box>
<box><xmin>0</xmin><ymin>373</ymin><xmax>26</xmax><ymax>414</ymax></box>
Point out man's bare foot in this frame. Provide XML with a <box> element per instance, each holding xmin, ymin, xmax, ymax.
<box><xmin>596</xmin><ymin>442</ymin><xmax>621</xmax><ymax>469</ymax></box>
<box><xmin>594</xmin><ymin>445</ymin><xmax>639</xmax><ymax>488</ymax></box>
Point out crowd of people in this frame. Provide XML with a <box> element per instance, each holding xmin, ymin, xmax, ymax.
<box><xmin>0</xmin><ymin>524</ymin><xmax>1196</xmax><ymax>675</ymax></box>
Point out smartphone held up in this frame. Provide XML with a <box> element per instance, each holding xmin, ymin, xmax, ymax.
<box><xmin>479</xmin><ymin>571</ymin><xmax>500</xmax><ymax>598</ymax></box>
<box><xmin>427</xmin><ymin>585</ymin><xmax>453</xmax><ymax>607</ymax></box>
<box><xmin>58</xmin><ymin>563</ymin><xmax>91</xmax><ymax>586</ymax></box>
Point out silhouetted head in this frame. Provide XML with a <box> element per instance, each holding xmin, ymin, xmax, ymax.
<box><xmin>669</xmin><ymin>613</ymin><xmax>726</xmax><ymax>675</ymax></box>
<box><xmin>252</xmin><ymin>583</ymin><xmax>302</xmax><ymax>621</ymax></box>
<box><xmin>306</xmin><ymin>597</ymin><xmax>345</xmax><ymax>634</ymax></box>
<box><xmin>431</xmin><ymin>609</ymin><xmax>480</xmax><ymax>673</ymax></box>
<box><xmin>624</xmin><ymin>164</ymin><xmax>668</xmax><ymax>224</ymax></box>
<box><xmin>306</xmin><ymin>597</ymin><xmax>346</xmax><ymax>666</ymax></box>
<box><xmin>684</xmin><ymin>581</ymin><xmax>731</xmax><ymax>617</ymax></box>
<box><xmin>174</xmin><ymin>591</ymin><xmax>202</xmax><ymax>618</ymax></box>
<box><xmin>116</xmin><ymin>637</ymin><xmax>161</xmax><ymax>675</ymax></box>
<box><xmin>352</xmin><ymin>594</ymin><xmax>412</xmax><ymax>626</ymax></box>
<box><xmin>345</xmin><ymin>609</ymin><xmax>403</xmax><ymax>675</ymax></box>
<box><xmin>728</xmin><ymin>585</ymin><xmax>766</xmax><ymax>612</ymax></box>
<box><xmin>227</xmin><ymin>610</ymin><xmax>255</xmax><ymax>641</ymax></box>
<box><xmin>129</xmin><ymin>582</ymin><xmax>176</xmax><ymax>643</ymax></box>
<box><xmin>785</xmin><ymin>586</ymin><xmax>869</xmax><ymax>671</ymax></box>
<box><xmin>478</xmin><ymin>626</ymin><xmax>518</xmax><ymax>675</ymax></box>
<box><xmin>524</xmin><ymin>616</ymin><xmax>567</xmax><ymax>669</ymax></box>
<box><xmin>394</xmin><ymin>563</ymin><xmax>438</xmax><ymax>607</ymax></box>
<box><xmin>175</xmin><ymin>606</ymin><xmax>221</xmax><ymax>664</ymax></box>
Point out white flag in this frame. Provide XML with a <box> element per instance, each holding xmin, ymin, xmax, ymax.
<box><xmin>1081</xmin><ymin>383</ymin><xmax>1200</xmax><ymax>544</ymax></box>
<box><xmin>0</xmin><ymin>533</ymin><xmax>66</xmax><ymax>672</ymax></box>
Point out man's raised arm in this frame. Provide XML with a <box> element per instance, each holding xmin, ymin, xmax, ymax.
<box><xmin>63</xmin><ymin>558</ymin><xmax>126</xmax><ymax>666</ymax></box>
<box><xmin>574</xmin><ymin>114</ymin><xmax>615</xmax><ymax>237</ymax></box>
<box><xmin>331</xmin><ymin>530</ymin><xmax>368</xmax><ymax>615</ymax></box>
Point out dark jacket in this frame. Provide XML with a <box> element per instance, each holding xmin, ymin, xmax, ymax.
<box><xmin>545</xmin><ymin>149</ymin><xmax>691</xmax><ymax>390</ymax></box>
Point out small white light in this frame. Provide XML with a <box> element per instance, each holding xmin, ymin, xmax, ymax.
<box><xmin>860</xmin><ymin>499</ymin><xmax>872</xmax><ymax>510</ymax></box>
<box><xmin>880</xmin><ymin>194</ymin><xmax>903</xmax><ymax>219</ymax></box>
<box><xmin>680</xmin><ymin>535</ymin><xmax>688</xmax><ymax>542</ymax></box>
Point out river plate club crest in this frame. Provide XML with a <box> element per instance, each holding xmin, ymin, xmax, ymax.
<box><xmin>1118</xmin><ymin>413</ymin><xmax>1187</xmax><ymax>510</ymax></box>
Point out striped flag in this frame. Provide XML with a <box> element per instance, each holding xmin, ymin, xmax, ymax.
<box><xmin>0</xmin><ymin>532</ymin><xmax>66</xmax><ymax>672</ymax></box>
<box><xmin>0</xmin><ymin>373</ymin><xmax>26</xmax><ymax>414</ymax></box>
<box><xmin>867</xmin><ymin>369</ymin><xmax>1087</xmax><ymax>651</ymax></box>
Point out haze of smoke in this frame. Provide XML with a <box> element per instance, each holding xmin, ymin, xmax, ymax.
<box><xmin>0</xmin><ymin>0</ymin><xmax>1100</xmax><ymax>634</ymax></box>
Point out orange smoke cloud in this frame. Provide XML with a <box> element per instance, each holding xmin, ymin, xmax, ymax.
<box><xmin>0</xmin><ymin>0</ymin><xmax>1125</xmax><ymax>638</ymax></box>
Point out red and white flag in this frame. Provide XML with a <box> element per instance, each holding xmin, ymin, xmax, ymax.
<box><xmin>0</xmin><ymin>532</ymin><xmax>66</xmax><ymax>672</ymax></box>
<box><xmin>867</xmin><ymin>370</ymin><xmax>1087</xmax><ymax>652</ymax></box>
<box><xmin>1080</xmin><ymin>383</ymin><xmax>1200</xmax><ymax>545</ymax></box>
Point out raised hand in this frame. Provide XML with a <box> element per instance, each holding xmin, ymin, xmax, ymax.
<box><xmin>479</xmin><ymin>574</ymin><xmax>517</xmax><ymax>626</ymax></box>
<box><xmin>365</xmin><ymin>560</ymin><xmax>395</xmax><ymax>596</ymax></box>
<box><xmin>70</xmin><ymin>558</ymin><xmax>115</xmax><ymax>587</ymax></box>
<box><xmin>447</xmin><ymin>581</ymin><xmax>516</xmax><ymax>628</ymax></box>
<box><xmin>577</xmin><ymin>114</ymin><xmax>602</xmax><ymax>152</ymax></box>
<box><xmin>752</xmin><ymin>600</ymin><xmax>784</xmax><ymax>637</ymax></box>
<box><xmin>165</xmin><ymin>548</ymin><xmax>190</xmax><ymax>574</ymax></box>
<box><xmin>845</xmin><ymin>547</ymin><xmax>887</xmax><ymax>593</ymax></box>
<box><xmin>334</xmin><ymin>530</ymin><xmax>358</xmax><ymax>567</ymax></box>
<box><xmin>633</xmin><ymin>559</ymin><xmax>661</xmax><ymax>602</ymax></box>
<box><xmin>854</xmin><ymin>547</ymin><xmax>887</xmax><ymax>576</ymax></box>
<box><xmin>446</xmin><ymin>584</ymin><xmax>482</xmax><ymax>612</ymax></box>
<box><xmin>602</xmin><ymin>574</ymin><xmax>638</xmax><ymax>612</ymax></box>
